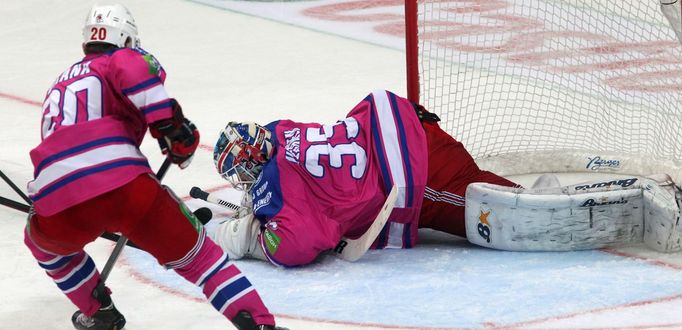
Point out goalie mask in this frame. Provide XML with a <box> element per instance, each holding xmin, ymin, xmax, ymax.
<box><xmin>214</xmin><ymin>122</ymin><xmax>274</xmax><ymax>191</ymax></box>
<box><xmin>83</xmin><ymin>4</ymin><xmax>140</xmax><ymax>48</ymax></box>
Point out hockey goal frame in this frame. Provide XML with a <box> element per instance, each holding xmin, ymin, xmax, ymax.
<box><xmin>404</xmin><ymin>0</ymin><xmax>682</xmax><ymax>183</ymax></box>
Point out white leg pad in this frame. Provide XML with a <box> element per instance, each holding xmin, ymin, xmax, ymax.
<box><xmin>466</xmin><ymin>175</ymin><xmax>682</xmax><ymax>253</ymax></box>
<box><xmin>642</xmin><ymin>176</ymin><xmax>682</xmax><ymax>252</ymax></box>
<box><xmin>465</xmin><ymin>178</ymin><xmax>645</xmax><ymax>251</ymax></box>
<box><xmin>211</xmin><ymin>214</ymin><xmax>267</xmax><ymax>261</ymax></box>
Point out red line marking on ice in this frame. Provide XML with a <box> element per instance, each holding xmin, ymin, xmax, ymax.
<box><xmin>199</xmin><ymin>144</ymin><xmax>213</xmax><ymax>152</ymax></box>
<box><xmin>180</xmin><ymin>183</ymin><xmax>232</xmax><ymax>202</ymax></box>
<box><xmin>602</xmin><ymin>248</ymin><xmax>682</xmax><ymax>271</ymax></box>
<box><xmin>483</xmin><ymin>249</ymin><xmax>682</xmax><ymax>329</ymax></box>
<box><xmin>118</xmin><ymin>255</ymin><xmax>206</xmax><ymax>304</ymax></box>
<box><xmin>0</xmin><ymin>91</ymin><xmax>41</xmax><ymax>107</ymax></box>
<box><xmin>487</xmin><ymin>294</ymin><xmax>682</xmax><ymax>330</ymax></box>
<box><xmin>276</xmin><ymin>313</ymin><xmax>464</xmax><ymax>330</ymax></box>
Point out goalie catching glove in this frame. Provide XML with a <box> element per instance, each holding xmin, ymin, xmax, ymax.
<box><xmin>149</xmin><ymin>99</ymin><xmax>200</xmax><ymax>169</ymax></box>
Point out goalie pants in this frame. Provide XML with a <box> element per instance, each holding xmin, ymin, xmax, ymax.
<box><xmin>418</xmin><ymin>120</ymin><xmax>519</xmax><ymax>237</ymax></box>
<box><xmin>24</xmin><ymin>173</ymin><xmax>275</xmax><ymax>326</ymax></box>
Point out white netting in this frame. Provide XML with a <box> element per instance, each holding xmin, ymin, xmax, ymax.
<box><xmin>415</xmin><ymin>0</ymin><xmax>682</xmax><ymax>177</ymax></box>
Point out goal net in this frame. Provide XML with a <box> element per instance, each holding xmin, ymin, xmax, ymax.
<box><xmin>405</xmin><ymin>0</ymin><xmax>682</xmax><ymax>181</ymax></box>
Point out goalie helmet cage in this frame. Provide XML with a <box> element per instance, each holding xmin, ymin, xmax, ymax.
<box><xmin>405</xmin><ymin>0</ymin><xmax>682</xmax><ymax>182</ymax></box>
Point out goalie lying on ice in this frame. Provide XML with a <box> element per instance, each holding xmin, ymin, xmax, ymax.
<box><xmin>208</xmin><ymin>90</ymin><xmax>519</xmax><ymax>267</ymax></box>
<box><xmin>206</xmin><ymin>90</ymin><xmax>681</xmax><ymax>268</ymax></box>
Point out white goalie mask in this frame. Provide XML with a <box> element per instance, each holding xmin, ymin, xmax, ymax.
<box><xmin>213</xmin><ymin>122</ymin><xmax>274</xmax><ymax>191</ymax></box>
<box><xmin>82</xmin><ymin>4</ymin><xmax>140</xmax><ymax>48</ymax></box>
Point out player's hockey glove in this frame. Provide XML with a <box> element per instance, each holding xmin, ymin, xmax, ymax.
<box><xmin>149</xmin><ymin>99</ymin><xmax>200</xmax><ymax>169</ymax></box>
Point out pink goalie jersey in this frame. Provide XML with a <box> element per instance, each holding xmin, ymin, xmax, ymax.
<box><xmin>28</xmin><ymin>48</ymin><xmax>174</xmax><ymax>216</ymax></box>
<box><xmin>250</xmin><ymin>90</ymin><xmax>428</xmax><ymax>267</ymax></box>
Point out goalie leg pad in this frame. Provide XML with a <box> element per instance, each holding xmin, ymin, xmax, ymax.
<box><xmin>211</xmin><ymin>214</ymin><xmax>266</xmax><ymax>261</ymax></box>
<box><xmin>465</xmin><ymin>179</ymin><xmax>645</xmax><ymax>251</ymax></box>
<box><xmin>642</xmin><ymin>176</ymin><xmax>682</xmax><ymax>252</ymax></box>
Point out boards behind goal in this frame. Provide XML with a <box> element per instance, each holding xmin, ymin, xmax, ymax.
<box><xmin>405</xmin><ymin>0</ymin><xmax>682</xmax><ymax>181</ymax></box>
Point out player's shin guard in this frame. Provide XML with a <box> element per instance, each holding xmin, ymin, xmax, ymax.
<box><xmin>167</xmin><ymin>230</ymin><xmax>275</xmax><ymax>327</ymax></box>
<box><xmin>24</xmin><ymin>230</ymin><xmax>103</xmax><ymax>316</ymax></box>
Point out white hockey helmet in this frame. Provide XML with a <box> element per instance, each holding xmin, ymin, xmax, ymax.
<box><xmin>82</xmin><ymin>4</ymin><xmax>140</xmax><ymax>48</ymax></box>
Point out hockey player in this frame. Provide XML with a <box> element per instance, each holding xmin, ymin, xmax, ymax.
<box><xmin>24</xmin><ymin>4</ymin><xmax>282</xmax><ymax>330</ymax></box>
<box><xmin>212</xmin><ymin>91</ymin><xmax>682</xmax><ymax>262</ymax></box>
<box><xmin>211</xmin><ymin>90</ymin><xmax>518</xmax><ymax>266</ymax></box>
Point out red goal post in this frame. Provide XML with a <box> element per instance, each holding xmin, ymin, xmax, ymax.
<box><xmin>404</xmin><ymin>0</ymin><xmax>682</xmax><ymax>182</ymax></box>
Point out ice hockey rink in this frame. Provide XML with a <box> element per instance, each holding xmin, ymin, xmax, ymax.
<box><xmin>2</xmin><ymin>0</ymin><xmax>682</xmax><ymax>329</ymax></box>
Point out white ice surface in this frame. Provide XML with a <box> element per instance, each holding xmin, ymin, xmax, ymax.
<box><xmin>2</xmin><ymin>1</ymin><xmax>682</xmax><ymax>329</ymax></box>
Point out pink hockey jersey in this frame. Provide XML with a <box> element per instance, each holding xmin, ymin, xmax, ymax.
<box><xmin>28</xmin><ymin>48</ymin><xmax>174</xmax><ymax>216</ymax></box>
<box><xmin>251</xmin><ymin>90</ymin><xmax>428</xmax><ymax>266</ymax></box>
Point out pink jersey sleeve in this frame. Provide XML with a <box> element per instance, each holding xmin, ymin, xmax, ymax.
<box><xmin>110</xmin><ymin>48</ymin><xmax>173</xmax><ymax>124</ymax></box>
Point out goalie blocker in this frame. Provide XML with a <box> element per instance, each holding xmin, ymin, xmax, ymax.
<box><xmin>464</xmin><ymin>174</ymin><xmax>682</xmax><ymax>253</ymax></box>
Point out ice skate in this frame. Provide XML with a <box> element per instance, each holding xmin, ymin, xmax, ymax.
<box><xmin>231</xmin><ymin>310</ymin><xmax>288</xmax><ymax>330</ymax></box>
<box><xmin>71</xmin><ymin>303</ymin><xmax>126</xmax><ymax>330</ymax></box>
<box><xmin>72</xmin><ymin>281</ymin><xmax>126</xmax><ymax>330</ymax></box>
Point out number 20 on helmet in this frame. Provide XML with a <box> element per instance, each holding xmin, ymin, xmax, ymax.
<box><xmin>82</xmin><ymin>4</ymin><xmax>140</xmax><ymax>48</ymax></box>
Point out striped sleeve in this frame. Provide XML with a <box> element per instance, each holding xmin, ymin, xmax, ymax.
<box><xmin>113</xmin><ymin>49</ymin><xmax>173</xmax><ymax>123</ymax></box>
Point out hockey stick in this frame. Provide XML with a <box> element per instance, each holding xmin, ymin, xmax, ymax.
<box><xmin>0</xmin><ymin>195</ymin><xmax>30</xmax><ymax>213</ymax></box>
<box><xmin>192</xmin><ymin>185</ymin><xmax>399</xmax><ymax>262</ymax></box>
<box><xmin>99</xmin><ymin>158</ymin><xmax>172</xmax><ymax>282</ymax></box>
<box><xmin>0</xmin><ymin>169</ymin><xmax>32</xmax><ymax>212</ymax></box>
<box><xmin>333</xmin><ymin>185</ymin><xmax>398</xmax><ymax>262</ymax></box>
<box><xmin>0</xmin><ymin>169</ymin><xmax>31</xmax><ymax>204</ymax></box>
<box><xmin>190</xmin><ymin>186</ymin><xmax>249</xmax><ymax>217</ymax></box>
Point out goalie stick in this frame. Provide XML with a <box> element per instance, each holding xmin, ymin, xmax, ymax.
<box><xmin>190</xmin><ymin>186</ymin><xmax>250</xmax><ymax>217</ymax></box>
<box><xmin>191</xmin><ymin>185</ymin><xmax>399</xmax><ymax>262</ymax></box>
<box><xmin>334</xmin><ymin>185</ymin><xmax>398</xmax><ymax>262</ymax></box>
